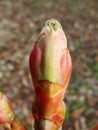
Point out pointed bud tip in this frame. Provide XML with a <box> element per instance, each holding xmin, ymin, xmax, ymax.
<box><xmin>45</xmin><ymin>19</ymin><xmax>62</xmax><ymax>31</ymax></box>
<box><xmin>37</xmin><ymin>19</ymin><xmax>66</xmax><ymax>44</ymax></box>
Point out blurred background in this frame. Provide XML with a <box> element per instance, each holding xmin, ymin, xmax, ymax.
<box><xmin>0</xmin><ymin>0</ymin><xmax>98</xmax><ymax>130</ymax></box>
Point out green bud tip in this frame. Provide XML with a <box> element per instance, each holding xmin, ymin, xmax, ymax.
<box><xmin>45</xmin><ymin>19</ymin><xmax>62</xmax><ymax>31</ymax></box>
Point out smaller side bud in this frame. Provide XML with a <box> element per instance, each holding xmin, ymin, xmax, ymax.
<box><xmin>0</xmin><ymin>92</ymin><xmax>15</xmax><ymax>124</ymax></box>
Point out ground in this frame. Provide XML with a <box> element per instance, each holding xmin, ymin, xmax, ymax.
<box><xmin>0</xmin><ymin>0</ymin><xmax>98</xmax><ymax>130</ymax></box>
